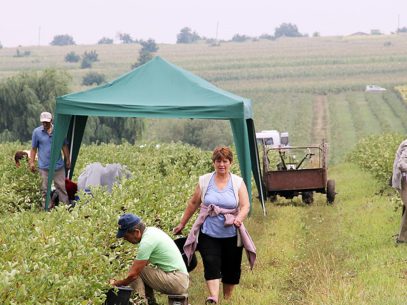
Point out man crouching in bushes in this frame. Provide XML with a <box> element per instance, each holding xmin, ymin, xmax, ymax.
<box><xmin>110</xmin><ymin>214</ymin><xmax>189</xmax><ymax>305</ymax></box>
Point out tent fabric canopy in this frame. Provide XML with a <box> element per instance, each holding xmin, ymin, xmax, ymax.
<box><xmin>47</xmin><ymin>56</ymin><xmax>264</xmax><ymax>212</ymax></box>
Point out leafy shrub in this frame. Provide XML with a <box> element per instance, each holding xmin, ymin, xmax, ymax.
<box><xmin>80</xmin><ymin>57</ymin><xmax>93</xmax><ymax>69</ymax></box>
<box><xmin>131</xmin><ymin>50</ymin><xmax>153</xmax><ymax>69</ymax></box>
<box><xmin>64</xmin><ymin>51</ymin><xmax>80</xmax><ymax>63</ymax></box>
<box><xmin>131</xmin><ymin>40</ymin><xmax>158</xmax><ymax>69</ymax></box>
<box><xmin>0</xmin><ymin>69</ymin><xmax>71</xmax><ymax>142</ymax></box>
<box><xmin>347</xmin><ymin>133</ymin><xmax>405</xmax><ymax>185</ymax></box>
<box><xmin>13</xmin><ymin>49</ymin><xmax>31</xmax><ymax>57</ymax></box>
<box><xmin>274</xmin><ymin>23</ymin><xmax>303</xmax><ymax>38</ymax></box>
<box><xmin>0</xmin><ymin>142</ymin><xmax>214</xmax><ymax>304</ymax></box>
<box><xmin>83</xmin><ymin>50</ymin><xmax>99</xmax><ymax>62</ymax></box>
<box><xmin>118</xmin><ymin>33</ymin><xmax>135</xmax><ymax>44</ymax></box>
<box><xmin>139</xmin><ymin>39</ymin><xmax>158</xmax><ymax>52</ymax></box>
<box><xmin>231</xmin><ymin>34</ymin><xmax>251</xmax><ymax>42</ymax></box>
<box><xmin>176</xmin><ymin>27</ymin><xmax>201</xmax><ymax>43</ymax></box>
<box><xmin>50</xmin><ymin>34</ymin><xmax>75</xmax><ymax>46</ymax></box>
<box><xmin>98</xmin><ymin>37</ymin><xmax>114</xmax><ymax>44</ymax></box>
<box><xmin>0</xmin><ymin>143</ymin><xmax>42</xmax><ymax>213</ymax></box>
<box><xmin>259</xmin><ymin>33</ymin><xmax>274</xmax><ymax>40</ymax></box>
<box><xmin>81</xmin><ymin>50</ymin><xmax>99</xmax><ymax>69</ymax></box>
<box><xmin>82</xmin><ymin>72</ymin><xmax>106</xmax><ymax>86</ymax></box>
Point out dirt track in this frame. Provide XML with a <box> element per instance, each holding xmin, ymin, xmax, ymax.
<box><xmin>311</xmin><ymin>95</ymin><xmax>328</xmax><ymax>144</ymax></box>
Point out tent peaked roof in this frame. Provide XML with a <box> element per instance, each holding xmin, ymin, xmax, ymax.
<box><xmin>57</xmin><ymin>56</ymin><xmax>252</xmax><ymax>119</ymax></box>
<box><xmin>46</xmin><ymin>56</ymin><xmax>265</xmax><ymax>214</ymax></box>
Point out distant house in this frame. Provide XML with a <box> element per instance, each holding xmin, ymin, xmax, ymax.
<box><xmin>370</xmin><ymin>29</ymin><xmax>382</xmax><ymax>35</ymax></box>
<box><xmin>349</xmin><ymin>32</ymin><xmax>369</xmax><ymax>36</ymax></box>
<box><xmin>365</xmin><ymin>85</ymin><xmax>386</xmax><ymax>92</ymax></box>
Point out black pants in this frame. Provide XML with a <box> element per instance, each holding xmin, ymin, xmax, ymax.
<box><xmin>198</xmin><ymin>232</ymin><xmax>243</xmax><ymax>284</ymax></box>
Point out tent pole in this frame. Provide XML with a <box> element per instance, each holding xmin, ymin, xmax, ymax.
<box><xmin>254</xmin><ymin>139</ymin><xmax>266</xmax><ymax>216</ymax></box>
<box><xmin>68</xmin><ymin>116</ymin><xmax>76</xmax><ymax>178</ymax></box>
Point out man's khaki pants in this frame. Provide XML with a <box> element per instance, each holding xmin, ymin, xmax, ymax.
<box><xmin>399</xmin><ymin>177</ymin><xmax>407</xmax><ymax>241</ymax></box>
<box><xmin>39</xmin><ymin>167</ymin><xmax>69</xmax><ymax>207</ymax></box>
<box><xmin>129</xmin><ymin>266</ymin><xmax>189</xmax><ymax>304</ymax></box>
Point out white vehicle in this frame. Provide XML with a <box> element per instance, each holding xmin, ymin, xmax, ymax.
<box><xmin>365</xmin><ymin>85</ymin><xmax>386</xmax><ymax>92</ymax></box>
<box><xmin>255</xmin><ymin>130</ymin><xmax>289</xmax><ymax>148</ymax></box>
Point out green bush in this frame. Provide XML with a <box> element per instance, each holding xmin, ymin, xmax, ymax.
<box><xmin>0</xmin><ymin>142</ymin><xmax>214</xmax><ymax>304</ymax></box>
<box><xmin>50</xmin><ymin>34</ymin><xmax>75</xmax><ymax>46</ymax></box>
<box><xmin>347</xmin><ymin>133</ymin><xmax>405</xmax><ymax>185</ymax></box>
<box><xmin>97</xmin><ymin>37</ymin><xmax>113</xmax><ymax>44</ymax></box>
<box><xmin>0</xmin><ymin>69</ymin><xmax>71</xmax><ymax>142</ymax></box>
<box><xmin>82</xmin><ymin>72</ymin><xmax>106</xmax><ymax>86</ymax></box>
<box><xmin>231</xmin><ymin>34</ymin><xmax>251</xmax><ymax>42</ymax></box>
<box><xmin>0</xmin><ymin>143</ymin><xmax>42</xmax><ymax>213</ymax></box>
<box><xmin>80</xmin><ymin>57</ymin><xmax>92</xmax><ymax>69</ymax></box>
<box><xmin>13</xmin><ymin>49</ymin><xmax>31</xmax><ymax>57</ymax></box>
<box><xmin>83</xmin><ymin>50</ymin><xmax>99</xmax><ymax>63</ymax></box>
<box><xmin>64</xmin><ymin>51</ymin><xmax>80</xmax><ymax>63</ymax></box>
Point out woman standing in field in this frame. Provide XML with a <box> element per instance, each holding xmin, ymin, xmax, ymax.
<box><xmin>173</xmin><ymin>146</ymin><xmax>256</xmax><ymax>304</ymax></box>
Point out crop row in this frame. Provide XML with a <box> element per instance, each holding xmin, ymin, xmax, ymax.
<box><xmin>347</xmin><ymin>133</ymin><xmax>405</xmax><ymax>185</ymax></box>
<box><xmin>0</xmin><ymin>142</ymin><xmax>213</xmax><ymax>304</ymax></box>
<box><xmin>396</xmin><ymin>85</ymin><xmax>407</xmax><ymax>102</ymax></box>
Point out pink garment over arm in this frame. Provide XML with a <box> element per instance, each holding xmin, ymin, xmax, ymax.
<box><xmin>183</xmin><ymin>204</ymin><xmax>256</xmax><ymax>270</ymax></box>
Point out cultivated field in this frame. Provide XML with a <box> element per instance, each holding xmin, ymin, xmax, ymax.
<box><xmin>1</xmin><ymin>35</ymin><xmax>407</xmax><ymax>304</ymax></box>
<box><xmin>1</xmin><ymin>137</ymin><xmax>406</xmax><ymax>304</ymax></box>
<box><xmin>1</xmin><ymin>34</ymin><xmax>407</xmax><ymax>162</ymax></box>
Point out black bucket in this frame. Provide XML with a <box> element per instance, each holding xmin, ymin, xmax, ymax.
<box><xmin>174</xmin><ymin>237</ymin><xmax>197</xmax><ymax>272</ymax></box>
<box><xmin>104</xmin><ymin>286</ymin><xmax>132</xmax><ymax>305</ymax></box>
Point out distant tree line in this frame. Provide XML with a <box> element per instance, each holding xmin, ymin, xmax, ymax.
<box><xmin>175</xmin><ymin>23</ymin><xmax>305</xmax><ymax>45</ymax></box>
<box><xmin>44</xmin><ymin>22</ymin><xmax>326</xmax><ymax>50</ymax></box>
<box><xmin>37</xmin><ymin>23</ymin><xmax>407</xmax><ymax>50</ymax></box>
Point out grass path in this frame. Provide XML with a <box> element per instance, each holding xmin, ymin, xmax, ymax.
<box><xmin>178</xmin><ymin>163</ymin><xmax>407</xmax><ymax>305</ymax></box>
<box><xmin>311</xmin><ymin>95</ymin><xmax>328</xmax><ymax>145</ymax></box>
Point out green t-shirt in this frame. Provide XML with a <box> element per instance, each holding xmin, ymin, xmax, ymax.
<box><xmin>136</xmin><ymin>227</ymin><xmax>187</xmax><ymax>274</ymax></box>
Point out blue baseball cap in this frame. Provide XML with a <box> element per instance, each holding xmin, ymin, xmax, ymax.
<box><xmin>116</xmin><ymin>214</ymin><xmax>141</xmax><ymax>238</ymax></box>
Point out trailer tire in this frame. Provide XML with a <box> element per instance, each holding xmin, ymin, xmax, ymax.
<box><xmin>269</xmin><ymin>194</ymin><xmax>277</xmax><ymax>203</ymax></box>
<box><xmin>302</xmin><ymin>191</ymin><xmax>314</xmax><ymax>204</ymax></box>
<box><xmin>327</xmin><ymin>180</ymin><xmax>336</xmax><ymax>204</ymax></box>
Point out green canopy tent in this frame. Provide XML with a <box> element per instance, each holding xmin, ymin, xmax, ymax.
<box><xmin>46</xmin><ymin>56</ymin><xmax>265</xmax><ymax>213</ymax></box>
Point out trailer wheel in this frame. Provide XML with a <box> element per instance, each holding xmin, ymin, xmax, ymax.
<box><xmin>269</xmin><ymin>194</ymin><xmax>277</xmax><ymax>203</ymax></box>
<box><xmin>327</xmin><ymin>180</ymin><xmax>336</xmax><ymax>204</ymax></box>
<box><xmin>302</xmin><ymin>191</ymin><xmax>314</xmax><ymax>204</ymax></box>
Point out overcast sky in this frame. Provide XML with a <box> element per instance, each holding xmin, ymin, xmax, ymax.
<box><xmin>1</xmin><ymin>0</ymin><xmax>406</xmax><ymax>47</ymax></box>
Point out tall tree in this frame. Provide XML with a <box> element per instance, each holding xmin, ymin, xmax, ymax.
<box><xmin>274</xmin><ymin>23</ymin><xmax>302</xmax><ymax>38</ymax></box>
<box><xmin>176</xmin><ymin>27</ymin><xmax>201</xmax><ymax>43</ymax></box>
<box><xmin>97</xmin><ymin>37</ymin><xmax>114</xmax><ymax>44</ymax></box>
<box><xmin>0</xmin><ymin>70</ymin><xmax>70</xmax><ymax>142</ymax></box>
<box><xmin>50</xmin><ymin>34</ymin><xmax>75</xmax><ymax>46</ymax></box>
<box><xmin>131</xmin><ymin>39</ymin><xmax>159</xmax><ymax>69</ymax></box>
<box><xmin>118</xmin><ymin>33</ymin><xmax>135</xmax><ymax>44</ymax></box>
<box><xmin>140</xmin><ymin>39</ymin><xmax>159</xmax><ymax>52</ymax></box>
